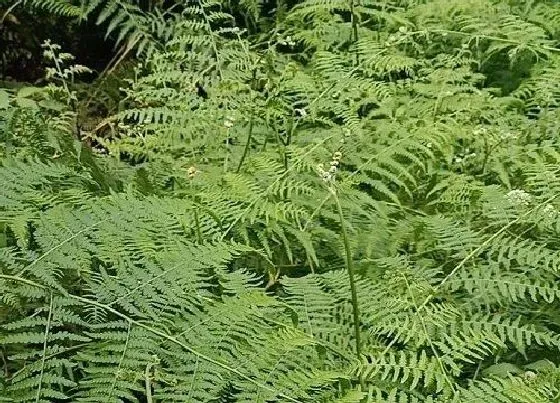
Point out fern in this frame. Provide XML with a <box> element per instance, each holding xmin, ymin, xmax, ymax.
<box><xmin>4</xmin><ymin>0</ymin><xmax>560</xmax><ymax>401</ymax></box>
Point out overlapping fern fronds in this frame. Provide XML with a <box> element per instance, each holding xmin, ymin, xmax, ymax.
<box><xmin>4</xmin><ymin>0</ymin><xmax>560</xmax><ymax>401</ymax></box>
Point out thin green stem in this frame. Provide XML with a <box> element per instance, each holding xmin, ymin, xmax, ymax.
<box><xmin>350</xmin><ymin>0</ymin><xmax>359</xmax><ymax>65</ymax></box>
<box><xmin>1</xmin><ymin>0</ymin><xmax>21</xmax><ymax>24</ymax></box>
<box><xmin>331</xmin><ymin>187</ymin><xmax>361</xmax><ymax>358</ymax></box>
<box><xmin>236</xmin><ymin>68</ymin><xmax>258</xmax><ymax>173</ymax></box>
<box><xmin>145</xmin><ymin>362</ymin><xmax>154</xmax><ymax>403</ymax></box>
<box><xmin>35</xmin><ymin>292</ymin><xmax>54</xmax><ymax>403</ymax></box>
<box><xmin>402</xmin><ymin>274</ymin><xmax>455</xmax><ymax>393</ymax></box>
<box><xmin>283</xmin><ymin>116</ymin><xmax>297</xmax><ymax>171</ymax></box>
<box><xmin>189</xmin><ymin>181</ymin><xmax>203</xmax><ymax>243</ymax></box>
<box><xmin>194</xmin><ymin>208</ymin><xmax>203</xmax><ymax>243</ymax></box>
<box><xmin>236</xmin><ymin>116</ymin><xmax>254</xmax><ymax>173</ymax></box>
<box><xmin>108</xmin><ymin>321</ymin><xmax>131</xmax><ymax>402</ymax></box>
<box><xmin>224</xmin><ymin>128</ymin><xmax>231</xmax><ymax>172</ymax></box>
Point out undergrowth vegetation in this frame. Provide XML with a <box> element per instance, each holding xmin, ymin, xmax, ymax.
<box><xmin>2</xmin><ymin>0</ymin><xmax>560</xmax><ymax>401</ymax></box>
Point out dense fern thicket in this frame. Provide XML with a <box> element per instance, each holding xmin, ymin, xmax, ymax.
<box><xmin>3</xmin><ymin>0</ymin><xmax>560</xmax><ymax>401</ymax></box>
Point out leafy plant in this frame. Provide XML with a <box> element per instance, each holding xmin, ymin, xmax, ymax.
<box><xmin>3</xmin><ymin>0</ymin><xmax>560</xmax><ymax>402</ymax></box>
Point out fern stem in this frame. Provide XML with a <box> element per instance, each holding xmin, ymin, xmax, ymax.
<box><xmin>331</xmin><ymin>188</ymin><xmax>362</xmax><ymax>358</ymax></box>
<box><xmin>402</xmin><ymin>274</ymin><xmax>455</xmax><ymax>393</ymax></box>
<box><xmin>145</xmin><ymin>362</ymin><xmax>154</xmax><ymax>403</ymax></box>
<box><xmin>224</xmin><ymin>128</ymin><xmax>231</xmax><ymax>172</ymax></box>
<box><xmin>187</xmin><ymin>356</ymin><xmax>200</xmax><ymax>400</ymax></box>
<box><xmin>194</xmin><ymin>208</ymin><xmax>203</xmax><ymax>243</ymax></box>
<box><xmin>236</xmin><ymin>68</ymin><xmax>258</xmax><ymax>173</ymax></box>
<box><xmin>350</xmin><ymin>0</ymin><xmax>359</xmax><ymax>65</ymax></box>
<box><xmin>1</xmin><ymin>0</ymin><xmax>21</xmax><ymax>24</ymax></box>
<box><xmin>190</xmin><ymin>181</ymin><xmax>203</xmax><ymax>243</ymax></box>
<box><xmin>0</xmin><ymin>348</ymin><xmax>7</xmax><ymax>379</ymax></box>
<box><xmin>35</xmin><ymin>292</ymin><xmax>54</xmax><ymax>403</ymax></box>
<box><xmin>236</xmin><ymin>115</ymin><xmax>254</xmax><ymax>173</ymax></box>
<box><xmin>283</xmin><ymin>116</ymin><xmax>296</xmax><ymax>170</ymax></box>
<box><xmin>108</xmin><ymin>321</ymin><xmax>132</xmax><ymax>402</ymax></box>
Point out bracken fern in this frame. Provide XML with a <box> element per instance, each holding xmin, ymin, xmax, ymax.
<box><xmin>3</xmin><ymin>0</ymin><xmax>560</xmax><ymax>401</ymax></box>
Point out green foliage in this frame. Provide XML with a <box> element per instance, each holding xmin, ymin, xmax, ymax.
<box><xmin>3</xmin><ymin>0</ymin><xmax>560</xmax><ymax>402</ymax></box>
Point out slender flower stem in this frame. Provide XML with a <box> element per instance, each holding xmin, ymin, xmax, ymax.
<box><xmin>189</xmin><ymin>180</ymin><xmax>202</xmax><ymax>243</ymax></box>
<box><xmin>194</xmin><ymin>208</ymin><xmax>202</xmax><ymax>244</ymax></box>
<box><xmin>331</xmin><ymin>187</ymin><xmax>362</xmax><ymax>358</ymax></box>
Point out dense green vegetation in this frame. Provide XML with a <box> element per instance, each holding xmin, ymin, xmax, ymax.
<box><xmin>2</xmin><ymin>0</ymin><xmax>560</xmax><ymax>401</ymax></box>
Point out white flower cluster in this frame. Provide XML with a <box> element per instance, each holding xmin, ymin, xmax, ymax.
<box><xmin>277</xmin><ymin>34</ymin><xmax>296</xmax><ymax>47</ymax></box>
<box><xmin>340</xmin><ymin>128</ymin><xmax>351</xmax><ymax>144</ymax></box>
<box><xmin>524</xmin><ymin>371</ymin><xmax>537</xmax><ymax>380</ymax></box>
<box><xmin>41</xmin><ymin>41</ymin><xmax>91</xmax><ymax>81</ymax></box>
<box><xmin>542</xmin><ymin>203</ymin><xmax>557</xmax><ymax>219</ymax></box>
<box><xmin>453</xmin><ymin>148</ymin><xmax>476</xmax><ymax>164</ymax></box>
<box><xmin>317</xmin><ymin>151</ymin><xmax>342</xmax><ymax>183</ymax></box>
<box><xmin>505</xmin><ymin>189</ymin><xmax>532</xmax><ymax>206</ymax></box>
<box><xmin>500</xmin><ymin>131</ymin><xmax>519</xmax><ymax>141</ymax></box>
<box><xmin>224</xmin><ymin>116</ymin><xmax>235</xmax><ymax>129</ymax></box>
<box><xmin>294</xmin><ymin>108</ymin><xmax>307</xmax><ymax>118</ymax></box>
<box><xmin>186</xmin><ymin>166</ymin><xmax>198</xmax><ymax>179</ymax></box>
<box><xmin>473</xmin><ymin>126</ymin><xmax>519</xmax><ymax>142</ymax></box>
<box><xmin>386</xmin><ymin>26</ymin><xmax>409</xmax><ymax>45</ymax></box>
<box><xmin>472</xmin><ymin>127</ymin><xmax>488</xmax><ymax>136</ymax></box>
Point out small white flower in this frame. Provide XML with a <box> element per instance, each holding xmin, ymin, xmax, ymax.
<box><xmin>318</xmin><ymin>152</ymin><xmax>343</xmax><ymax>183</ymax></box>
<box><xmin>506</xmin><ymin>189</ymin><xmax>532</xmax><ymax>206</ymax></box>
<box><xmin>524</xmin><ymin>371</ymin><xmax>537</xmax><ymax>380</ymax></box>
<box><xmin>500</xmin><ymin>131</ymin><xmax>519</xmax><ymax>141</ymax></box>
<box><xmin>472</xmin><ymin>127</ymin><xmax>488</xmax><ymax>136</ymax></box>
<box><xmin>294</xmin><ymin>108</ymin><xmax>307</xmax><ymax>118</ymax></box>
<box><xmin>543</xmin><ymin>204</ymin><xmax>557</xmax><ymax>219</ymax></box>
<box><xmin>224</xmin><ymin>116</ymin><xmax>235</xmax><ymax>128</ymax></box>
